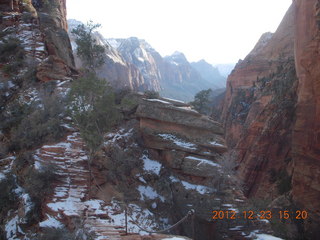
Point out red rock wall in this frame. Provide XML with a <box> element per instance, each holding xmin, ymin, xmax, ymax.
<box><xmin>222</xmin><ymin>0</ymin><xmax>320</xmax><ymax>236</ymax></box>
<box><xmin>292</xmin><ymin>0</ymin><xmax>320</xmax><ymax>237</ymax></box>
<box><xmin>222</xmin><ymin>4</ymin><xmax>297</xmax><ymax>197</ymax></box>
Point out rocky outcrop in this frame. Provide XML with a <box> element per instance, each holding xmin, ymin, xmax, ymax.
<box><xmin>132</xmin><ymin>98</ymin><xmax>275</xmax><ymax>239</ymax></box>
<box><xmin>115</xmin><ymin>37</ymin><xmax>162</xmax><ymax>91</ymax></box>
<box><xmin>292</xmin><ymin>0</ymin><xmax>320</xmax><ymax>237</ymax></box>
<box><xmin>0</xmin><ymin>0</ymin><xmax>75</xmax><ymax>82</ymax></box>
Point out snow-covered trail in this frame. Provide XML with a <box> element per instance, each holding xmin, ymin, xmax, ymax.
<box><xmin>34</xmin><ymin>131</ymin><xmax>126</xmax><ymax>240</ymax></box>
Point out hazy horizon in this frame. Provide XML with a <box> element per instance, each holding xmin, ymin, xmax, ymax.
<box><xmin>67</xmin><ymin>0</ymin><xmax>292</xmax><ymax>65</ymax></box>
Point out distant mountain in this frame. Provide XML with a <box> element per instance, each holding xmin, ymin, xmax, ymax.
<box><xmin>111</xmin><ymin>38</ymin><xmax>226</xmax><ymax>101</ymax></box>
<box><xmin>191</xmin><ymin>60</ymin><xmax>226</xmax><ymax>88</ymax></box>
<box><xmin>68</xmin><ymin>19</ymin><xmax>227</xmax><ymax>101</ymax></box>
<box><xmin>214</xmin><ymin>63</ymin><xmax>236</xmax><ymax>78</ymax></box>
<box><xmin>68</xmin><ymin>20</ymin><xmax>145</xmax><ymax>91</ymax></box>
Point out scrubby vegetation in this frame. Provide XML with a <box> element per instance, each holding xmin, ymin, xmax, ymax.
<box><xmin>190</xmin><ymin>89</ymin><xmax>213</xmax><ymax>115</ymax></box>
<box><xmin>0</xmin><ymin>174</ymin><xmax>18</xmax><ymax>219</ymax></box>
<box><xmin>71</xmin><ymin>21</ymin><xmax>105</xmax><ymax>71</ymax></box>
<box><xmin>24</xmin><ymin>165</ymin><xmax>57</xmax><ymax>222</ymax></box>
<box><xmin>68</xmin><ymin>73</ymin><xmax>119</xmax><ymax>153</ymax></box>
<box><xmin>0</xmin><ymin>37</ymin><xmax>25</xmax><ymax>75</ymax></box>
<box><xmin>144</xmin><ymin>90</ymin><xmax>160</xmax><ymax>99</ymax></box>
<box><xmin>10</xmin><ymin>95</ymin><xmax>64</xmax><ymax>151</ymax></box>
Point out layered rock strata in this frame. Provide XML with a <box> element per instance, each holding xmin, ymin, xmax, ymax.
<box><xmin>292</xmin><ymin>0</ymin><xmax>320</xmax><ymax>237</ymax></box>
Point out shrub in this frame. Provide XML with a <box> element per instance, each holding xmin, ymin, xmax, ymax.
<box><xmin>190</xmin><ymin>88</ymin><xmax>212</xmax><ymax>115</ymax></box>
<box><xmin>68</xmin><ymin>73</ymin><xmax>119</xmax><ymax>153</ymax></box>
<box><xmin>144</xmin><ymin>90</ymin><xmax>160</xmax><ymax>99</ymax></box>
<box><xmin>71</xmin><ymin>21</ymin><xmax>105</xmax><ymax>71</ymax></box>
<box><xmin>13</xmin><ymin>151</ymin><xmax>34</xmax><ymax>173</ymax></box>
<box><xmin>0</xmin><ymin>37</ymin><xmax>24</xmax><ymax>75</ymax></box>
<box><xmin>10</xmin><ymin>95</ymin><xmax>64</xmax><ymax>151</ymax></box>
<box><xmin>0</xmin><ymin>174</ymin><xmax>18</xmax><ymax>219</ymax></box>
<box><xmin>24</xmin><ymin>165</ymin><xmax>57</xmax><ymax>222</ymax></box>
<box><xmin>277</xmin><ymin>170</ymin><xmax>292</xmax><ymax>194</ymax></box>
<box><xmin>38</xmin><ymin>227</ymin><xmax>75</xmax><ymax>240</ymax></box>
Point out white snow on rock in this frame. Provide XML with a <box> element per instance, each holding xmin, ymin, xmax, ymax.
<box><xmin>229</xmin><ymin>226</ymin><xmax>243</xmax><ymax>231</ymax></box>
<box><xmin>162</xmin><ymin>97</ymin><xmax>185</xmax><ymax>103</ymax></box>
<box><xmin>22</xmin><ymin>193</ymin><xmax>33</xmax><ymax>216</ymax></box>
<box><xmin>105</xmin><ymin>128</ymin><xmax>133</xmax><ymax>144</ymax></box>
<box><xmin>162</xmin><ymin>237</ymin><xmax>188</xmax><ymax>240</ymax></box>
<box><xmin>0</xmin><ymin>172</ymin><xmax>5</xmax><ymax>181</ymax></box>
<box><xmin>5</xmin><ymin>215</ymin><xmax>23</xmax><ymax>240</ymax></box>
<box><xmin>138</xmin><ymin>185</ymin><xmax>165</xmax><ymax>202</ymax></box>
<box><xmin>177</xmin><ymin>106</ymin><xmax>198</xmax><ymax>113</ymax></box>
<box><xmin>158</xmin><ymin>134</ymin><xmax>197</xmax><ymax>150</ymax></box>
<box><xmin>145</xmin><ymin>98</ymin><xmax>171</xmax><ymax>104</ymax></box>
<box><xmin>185</xmin><ymin>156</ymin><xmax>221</xmax><ymax>168</ymax></box>
<box><xmin>39</xmin><ymin>215</ymin><xmax>64</xmax><ymax>228</ymax></box>
<box><xmin>170</xmin><ymin>176</ymin><xmax>214</xmax><ymax>194</ymax></box>
<box><xmin>209</xmin><ymin>141</ymin><xmax>225</xmax><ymax>147</ymax></box>
<box><xmin>249</xmin><ymin>233</ymin><xmax>284</xmax><ymax>240</ymax></box>
<box><xmin>141</xmin><ymin>154</ymin><xmax>162</xmax><ymax>175</ymax></box>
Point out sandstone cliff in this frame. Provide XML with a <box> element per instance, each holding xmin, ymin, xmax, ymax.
<box><xmin>222</xmin><ymin>1</ymin><xmax>320</xmax><ymax>238</ymax></box>
<box><xmin>292</xmin><ymin>0</ymin><xmax>320</xmax><ymax>237</ymax></box>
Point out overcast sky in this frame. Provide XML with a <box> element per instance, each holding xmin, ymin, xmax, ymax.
<box><xmin>67</xmin><ymin>0</ymin><xmax>292</xmax><ymax>64</ymax></box>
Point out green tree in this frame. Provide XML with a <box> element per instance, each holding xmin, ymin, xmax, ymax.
<box><xmin>68</xmin><ymin>73</ymin><xmax>119</xmax><ymax>153</ymax></box>
<box><xmin>71</xmin><ymin>21</ymin><xmax>105</xmax><ymax>71</ymax></box>
<box><xmin>190</xmin><ymin>88</ymin><xmax>212</xmax><ymax>115</ymax></box>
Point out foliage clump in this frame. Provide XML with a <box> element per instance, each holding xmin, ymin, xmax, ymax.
<box><xmin>0</xmin><ymin>37</ymin><xmax>25</xmax><ymax>75</ymax></box>
<box><xmin>0</xmin><ymin>175</ymin><xmax>18</xmax><ymax>218</ymax></box>
<box><xmin>24</xmin><ymin>165</ymin><xmax>57</xmax><ymax>222</ymax></box>
<box><xmin>190</xmin><ymin>88</ymin><xmax>212</xmax><ymax>115</ymax></box>
<box><xmin>71</xmin><ymin>21</ymin><xmax>105</xmax><ymax>71</ymax></box>
<box><xmin>144</xmin><ymin>90</ymin><xmax>160</xmax><ymax>99</ymax></box>
<box><xmin>68</xmin><ymin>73</ymin><xmax>119</xmax><ymax>153</ymax></box>
<box><xmin>10</xmin><ymin>95</ymin><xmax>64</xmax><ymax>151</ymax></box>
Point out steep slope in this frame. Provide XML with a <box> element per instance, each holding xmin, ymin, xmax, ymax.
<box><xmin>68</xmin><ymin>20</ymin><xmax>146</xmax><ymax>91</ymax></box>
<box><xmin>222</xmin><ymin>1</ymin><xmax>320</xmax><ymax>238</ymax></box>
<box><xmin>115</xmin><ymin>37</ymin><xmax>162</xmax><ymax>92</ymax></box>
<box><xmin>222</xmin><ymin>3</ymin><xmax>296</xmax><ymax>198</ymax></box>
<box><xmin>292</xmin><ymin>0</ymin><xmax>320</xmax><ymax>237</ymax></box>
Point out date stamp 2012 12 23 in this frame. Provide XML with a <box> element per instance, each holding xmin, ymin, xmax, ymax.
<box><xmin>212</xmin><ymin>210</ymin><xmax>308</xmax><ymax>220</ymax></box>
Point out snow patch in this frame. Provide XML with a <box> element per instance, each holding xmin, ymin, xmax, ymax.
<box><xmin>209</xmin><ymin>141</ymin><xmax>225</xmax><ymax>147</ymax></box>
<box><xmin>249</xmin><ymin>233</ymin><xmax>284</xmax><ymax>240</ymax></box>
<box><xmin>141</xmin><ymin>154</ymin><xmax>162</xmax><ymax>175</ymax></box>
<box><xmin>39</xmin><ymin>215</ymin><xmax>64</xmax><ymax>228</ymax></box>
<box><xmin>5</xmin><ymin>215</ymin><xmax>23</xmax><ymax>240</ymax></box>
<box><xmin>162</xmin><ymin>237</ymin><xmax>187</xmax><ymax>240</ymax></box>
<box><xmin>137</xmin><ymin>185</ymin><xmax>165</xmax><ymax>202</ymax></box>
<box><xmin>158</xmin><ymin>134</ymin><xmax>197</xmax><ymax>150</ymax></box>
<box><xmin>185</xmin><ymin>156</ymin><xmax>221</xmax><ymax>168</ymax></box>
<box><xmin>145</xmin><ymin>98</ymin><xmax>171</xmax><ymax>104</ymax></box>
<box><xmin>169</xmin><ymin>176</ymin><xmax>214</xmax><ymax>194</ymax></box>
<box><xmin>0</xmin><ymin>172</ymin><xmax>5</xmax><ymax>181</ymax></box>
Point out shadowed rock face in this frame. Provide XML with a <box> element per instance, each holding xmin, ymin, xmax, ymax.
<box><xmin>222</xmin><ymin>4</ymin><xmax>297</xmax><ymax>198</ymax></box>
<box><xmin>222</xmin><ymin>1</ymin><xmax>320</xmax><ymax>237</ymax></box>
<box><xmin>292</xmin><ymin>0</ymin><xmax>320</xmax><ymax>237</ymax></box>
